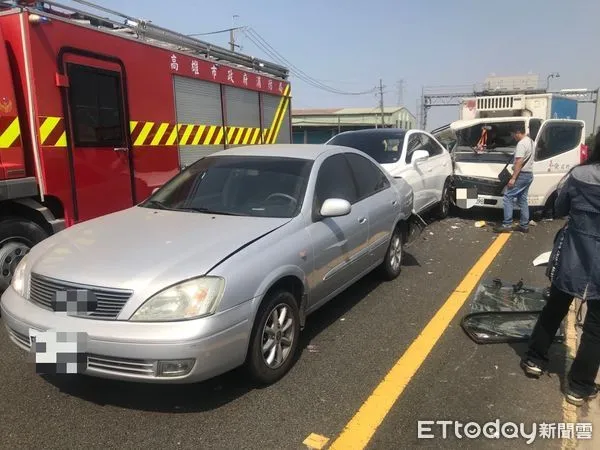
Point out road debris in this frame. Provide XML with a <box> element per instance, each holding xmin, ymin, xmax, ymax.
<box><xmin>475</xmin><ymin>221</ymin><xmax>486</xmax><ymax>228</ymax></box>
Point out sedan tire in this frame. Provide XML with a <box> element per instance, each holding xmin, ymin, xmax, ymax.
<box><xmin>377</xmin><ymin>226</ymin><xmax>403</xmax><ymax>281</ymax></box>
<box><xmin>245</xmin><ymin>289</ymin><xmax>300</xmax><ymax>385</ymax></box>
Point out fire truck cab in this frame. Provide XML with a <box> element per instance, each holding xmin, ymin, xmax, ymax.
<box><xmin>0</xmin><ymin>0</ymin><xmax>292</xmax><ymax>292</ymax></box>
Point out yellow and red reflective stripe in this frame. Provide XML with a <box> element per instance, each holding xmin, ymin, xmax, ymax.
<box><xmin>0</xmin><ymin>116</ymin><xmax>21</xmax><ymax>148</ymax></box>
<box><xmin>39</xmin><ymin>116</ymin><xmax>67</xmax><ymax>147</ymax></box>
<box><xmin>34</xmin><ymin>99</ymin><xmax>291</xmax><ymax>149</ymax></box>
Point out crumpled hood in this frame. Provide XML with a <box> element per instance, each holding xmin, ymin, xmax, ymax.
<box><xmin>27</xmin><ymin>206</ymin><xmax>290</xmax><ymax>292</ymax></box>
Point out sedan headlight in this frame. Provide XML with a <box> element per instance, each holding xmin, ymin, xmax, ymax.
<box><xmin>130</xmin><ymin>277</ymin><xmax>225</xmax><ymax>322</ymax></box>
<box><xmin>11</xmin><ymin>255</ymin><xmax>29</xmax><ymax>298</ymax></box>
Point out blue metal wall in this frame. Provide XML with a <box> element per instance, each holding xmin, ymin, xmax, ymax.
<box><xmin>550</xmin><ymin>96</ymin><xmax>578</xmax><ymax>119</ymax></box>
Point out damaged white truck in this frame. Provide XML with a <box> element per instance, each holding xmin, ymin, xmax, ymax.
<box><xmin>433</xmin><ymin>93</ymin><xmax>588</xmax><ymax>218</ymax></box>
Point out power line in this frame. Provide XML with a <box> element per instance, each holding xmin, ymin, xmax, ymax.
<box><xmin>242</xmin><ymin>27</ymin><xmax>377</xmax><ymax>96</ymax></box>
<box><xmin>187</xmin><ymin>26</ymin><xmax>244</xmax><ymax>37</ymax></box>
<box><xmin>244</xmin><ymin>27</ymin><xmax>366</xmax><ymax>94</ymax></box>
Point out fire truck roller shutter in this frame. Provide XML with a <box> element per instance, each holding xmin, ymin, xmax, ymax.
<box><xmin>224</xmin><ymin>86</ymin><xmax>261</xmax><ymax>147</ymax></box>
<box><xmin>173</xmin><ymin>75</ymin><xmax>224</xmax><ymax>167</ymax></box>
<box><xmin>262</xmin><ymin>93</ymin><xmax>291</xmax><ymax>144</ymax></box>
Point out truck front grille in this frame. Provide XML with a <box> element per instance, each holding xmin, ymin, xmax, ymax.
<box><xmin>29</xmin><ymin>273</ymin><xmax>133</xmax><ymax>320</ymax></box>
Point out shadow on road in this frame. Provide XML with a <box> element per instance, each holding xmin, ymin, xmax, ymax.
<box><xmin>508</xmin><ymin>336</ymin><xmax>569</xmax><ymax>394</ymax></box>
<box><xmin>41</xmin><ymin>256</ymin><xmax>419</xmax><ymax>412</ymax></box>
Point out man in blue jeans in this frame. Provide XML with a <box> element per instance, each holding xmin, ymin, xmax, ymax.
<box><xmin>493</xmin><ymin>124</ymin><xmax>534</xmax><ymax>233</ymax></box>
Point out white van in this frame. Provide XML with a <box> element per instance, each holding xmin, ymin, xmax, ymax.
<box><xmin>434</xmin><ymin>117</ymin><xmax>588</xmax><ymax>217</ymax></box>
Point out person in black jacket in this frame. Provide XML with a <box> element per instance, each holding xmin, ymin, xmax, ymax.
<box><xmin>520</xmin><ymin>133</ymin><xmax>600</xmax><ymax>406</ymax></box>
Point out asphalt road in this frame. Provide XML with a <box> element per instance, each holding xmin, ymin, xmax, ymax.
<box><xmin>0</xmin><ymin>212</ymin><xmax>572</xmax><ymax>449</ymax></box>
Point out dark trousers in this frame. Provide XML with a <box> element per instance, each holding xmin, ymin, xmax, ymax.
<box><xmin>526</xmin><ymin>284</ymin><xmax>600</xmax><ymax>396</ymax></box>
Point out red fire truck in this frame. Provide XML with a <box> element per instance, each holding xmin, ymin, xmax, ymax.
<box><xmin>0</xmin><ymin>0</ymin><xmax>292</xmax><ymax>291</ymax></box>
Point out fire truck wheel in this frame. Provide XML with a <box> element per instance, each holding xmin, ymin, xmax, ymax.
<box><xmin>0</xmin><ymin>217</ymin><xmax>49</xmax><ymax>292</ymax></box>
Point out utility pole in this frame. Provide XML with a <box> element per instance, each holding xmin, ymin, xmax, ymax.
<box><xmin>229</xmin><ymin>14</ymin><xmax>240</xmax><ymax>51</ymax></box>
<box><xmin>379</xmin><ymin>79</ymin><xmax>385</xmax><ymax>127</ymax></box>
<box><xmin>396</xmin><ymin>79</ymin><xmax>405</xmax><ymax>106</ymax></box>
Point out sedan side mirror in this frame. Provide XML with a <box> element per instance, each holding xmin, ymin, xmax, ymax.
<box><xmin>320</xmin><ymin>198</ymin><xmax>351</xmax><ymax>218</ymax></box>
<box><xmin>412</xmin><ymin>150</ymin><xmax>430</xmax><ymax>164</ymax></box>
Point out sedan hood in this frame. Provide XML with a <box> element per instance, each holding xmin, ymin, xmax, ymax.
<box><xmin>28</xmin><ymin>206</ymin><xmax>290</xmax><ymax>291</ymax></box>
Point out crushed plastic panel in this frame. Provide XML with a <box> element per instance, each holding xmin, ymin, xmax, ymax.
<box><xmin>461</xmin><ymin>278</ymin><xmax>564</xmax><ymax>344</ymax></box>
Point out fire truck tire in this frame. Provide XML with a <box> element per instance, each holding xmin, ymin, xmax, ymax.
<box><xmin>0</xmin><ymin>217</ymin><xmax>49</xmax><ymax>293</ymax></box>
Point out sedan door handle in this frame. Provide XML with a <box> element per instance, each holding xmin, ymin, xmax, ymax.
<box><xmin>358</xmin><ymin>217</ymin><xmax>367</xmax><ymax>224</ymax></box>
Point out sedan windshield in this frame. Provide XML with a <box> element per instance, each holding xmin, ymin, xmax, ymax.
<box><xmin>328</xmin><ymin>133</ymin><xmax>405</xmax><ymax>164</ymax></box>
<box><xmin>140</xmin><ymin>155</ymin><xmax>313</xmax><ymax>218</ymax></box>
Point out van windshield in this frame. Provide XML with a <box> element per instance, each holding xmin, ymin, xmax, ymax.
<box><xmin>454</xmin><ymin>120</ymin><xmax>525</xmax><ymax>163</ymax></box>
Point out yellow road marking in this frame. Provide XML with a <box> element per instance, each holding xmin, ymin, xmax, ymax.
<box><xmin>328</xmin><ymin>233</ymin><xmax>512</xmax><ymax>450</ymax></box>
<box><xmin>303</xmin><ymin>433</ymin><xmax>330</xmax><ymax>449</ymax></box>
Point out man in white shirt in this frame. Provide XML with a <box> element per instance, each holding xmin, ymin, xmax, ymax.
<box><xmin>494</xmin><ymin>124</ymin><xmax>534</xmax><ymax>233</ymax></box>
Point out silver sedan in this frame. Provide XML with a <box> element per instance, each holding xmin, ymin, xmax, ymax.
<box><xmin>1</xmin><ymin>144</ymin><xmax>414</xmax><ymax>385</ymax></box>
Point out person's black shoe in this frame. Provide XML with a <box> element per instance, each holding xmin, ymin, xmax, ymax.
<box><xmin>514</xmin><ymin>225</ymin><xmax>529</xmax><ymax>233</ymax></box>
<box><xmin>493</xmin><ymin>225</ymin><xmax>513</xmax><ymax>233</ymax></box>
<box><xmin>520</xmin><ymin>359</ymin><xmax>543</xmax><ymax>378</ymax></box>
<box><xmin>565</xmin><ymin>386</ymin><xmax>599</xmax><ymax>406</ymax></box>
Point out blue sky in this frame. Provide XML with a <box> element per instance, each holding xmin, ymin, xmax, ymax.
<box><xmin>63</xmin><ymin>0</ymin><xmax>600</xmax><ymax>131</ymax></box>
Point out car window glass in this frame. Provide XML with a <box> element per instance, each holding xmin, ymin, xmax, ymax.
<box><xmin>455</xmin><ymin>120</ymin><xmax>525</xmax><ymax>154</ymax></box>
<box><xmin>535</xmin><ymin>122</ymin><xmax>583</xmax><ymax>161</ymax></box>
<box><xmin>314</xmin><ymin>154</ymin><xmax>358</xmax><ymax>208</ymax></box>
<box><xmin>406</xmin><ymin>133</ymin><xmax>423</xmax><ymax>163</ymax></box>
<box><xmin>345</xmin><ymin>153</ymin><xmax>390</xmax><ymax>200</ymax></box>
<box><xmin>424</xmin><ymin>135</ymin><xmax>444</xmax><ymax>156</ymax></box>
<box><xmin>142</xmin><ymin>155</ymin><xmax>313</xmax><ymax>218</ymax></box>
<box><xmin>529</xmin><ymin>119</ymin><xmax>542</xmax><ymax>141</ymax></box>
<box><xmin>327</xmin><ymin>133</ymin><xmax>405</xmax><ymax>164</ymax></box>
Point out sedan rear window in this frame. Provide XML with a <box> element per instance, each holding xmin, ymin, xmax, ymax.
<box><xmin>141</xmin><ymin>156</ymin><xmax>313</xmax><ymax>218</ymax></box>
<box><xmin>328</xmin><ymin>133</ymin><xmax>405</xmax><ymax>164</ymax></box>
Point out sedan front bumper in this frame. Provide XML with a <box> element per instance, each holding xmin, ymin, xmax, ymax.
<box><xmin>1</xmin><ymin>286</ymin><xmax>253</xmax><ymax>383</ymax></box>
